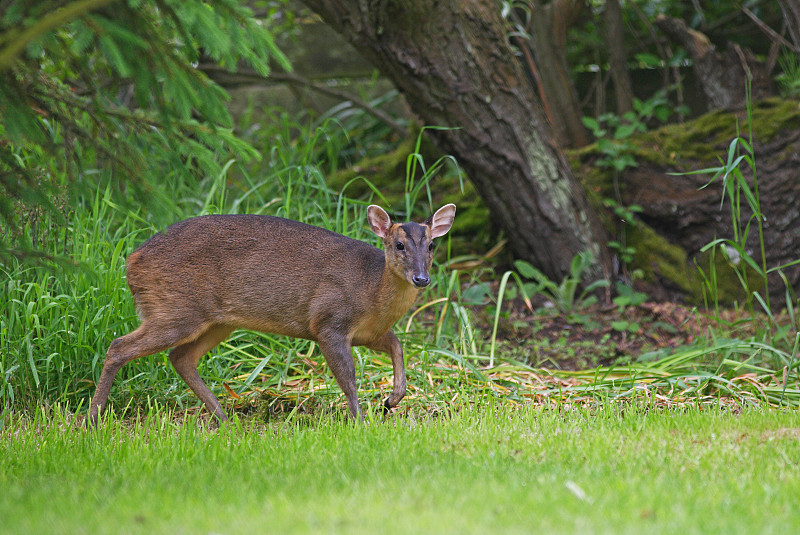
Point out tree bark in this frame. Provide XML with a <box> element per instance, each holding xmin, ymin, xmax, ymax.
<box><xmin>628</xmin><ymin>128</ymin><xmax>800</xmax><ymax>278</ymax></box>
<box><xmin>654</xmin><ymin>15</ymin><xmax>772</xmax><ymax>110</ymax></box>
<box><xmin>574</xmin><ymin>100</ymin><xmax>800</xmax><ymax>302</ymax></box>
<box><xmin>603</xmin><ymin>0</ymin><xmax>634</xmax><ymax>114</ymax></box>
<box><xmin>526</xmin><ymin>0</ymin><xmax>590</xmax><ymax>148</ymax></box>
<box><xmin>301</xmin><ymin>0</ymin><xmax>610</xmax><ymax>282</ymax></box>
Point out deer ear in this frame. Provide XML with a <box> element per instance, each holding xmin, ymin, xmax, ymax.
<box><xmin>428</xmin><ymin>204</ymin><xmax>456</xmax><ymax>238</ymax></box>
<box><xmin>367</xmin><ymin>205</ymin><xmax>392</xmax><ymax>239</ymax></box>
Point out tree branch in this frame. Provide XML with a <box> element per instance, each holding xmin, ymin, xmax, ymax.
<box><xmin>741</xmin><ymin>7</ymin><xmax>800</xmax><ymax>54</ymax></box>
<box><xmin>0</xmin><ymin>0</ymin><xmax>118</xmax><ymax>72</ymax></box>
<box><xmin>199</xmin><ymin>64</ymin><xmax>408</xmax><ymax>137</ymax></box>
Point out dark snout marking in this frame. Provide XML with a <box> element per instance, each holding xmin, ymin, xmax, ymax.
<box><xmin>399</xmin><ymin>223</ymin><xmax>432</xmax><ymax>288</ymax></box>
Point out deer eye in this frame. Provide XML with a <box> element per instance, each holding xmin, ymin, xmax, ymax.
<box><xmin>395</xmin><ymin>241</ymin><xmax>405</xmax><ymax>251</ymax></box>
<box><xmin>428</xmin><ymin>242</ymin><xmax>434</xmax><ymax>251</ymax></box>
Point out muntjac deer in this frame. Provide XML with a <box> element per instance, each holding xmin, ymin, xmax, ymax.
<box><xmin>89</xmin><ymin>204</ymin><xmax>456</xmax><ymax>424</ymax></box>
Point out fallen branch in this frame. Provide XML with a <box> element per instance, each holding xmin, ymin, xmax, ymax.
<box><xmin>741</xmin><ymin>7</ymin><xmax>800</xmax><ymax>54</ymax></box>
<box><xmin>199</xmin><ymin>64</ymin><xmax>408</xmax><ymax>137</ymax></box>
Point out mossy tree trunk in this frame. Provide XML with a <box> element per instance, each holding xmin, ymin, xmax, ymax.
<box><xmin>574</xmin><ymin>100</ymin><xmax>800</xmax><ymax>303</ymax></box>
<box><xmin>629</xmin><ymin>129</ymin><xmax>800</xmax><ymax>293</ymax></box>
<box><xmin>301</xmin><ymin>0</ymin><xmax>611</xmax><ymax>282</ymax></box>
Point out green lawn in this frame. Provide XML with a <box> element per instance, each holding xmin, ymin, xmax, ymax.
<box><xmin>2</xmin><ymin>405</ymin><xmax>798</xmax><ymax>534</ymax></box>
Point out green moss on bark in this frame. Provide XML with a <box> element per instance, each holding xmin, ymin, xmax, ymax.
<box><xmin>568</xmin><ymin>98</ymin><xmax>800</xmax><ymax>304</ymax></box>
<box><xmin>638</xmin><ymin>98</ymin><xmax>800</xmax><ymax>167</ymax></box>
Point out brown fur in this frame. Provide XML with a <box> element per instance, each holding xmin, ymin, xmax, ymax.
<box><xmin>88</xmin><ymin>204</ymin><xmax>456</xmax><ymax>424</ymax></box>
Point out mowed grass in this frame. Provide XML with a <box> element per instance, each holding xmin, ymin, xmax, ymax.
<box><xmin>2</xmin><ymin>404</ymin><xmax>799</xmax><ymax>535</ymax></box>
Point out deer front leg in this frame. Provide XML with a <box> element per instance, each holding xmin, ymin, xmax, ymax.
<box><xmin>367</xmin><ymin>330</ymin><xmax>406</xmax><ymax>412</ymax></box>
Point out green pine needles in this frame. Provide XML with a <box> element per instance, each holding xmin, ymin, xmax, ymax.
<box><xmin>0</xmin><ymin>0</ymin><xmax>290</xmax><ymax>261</ymax></box>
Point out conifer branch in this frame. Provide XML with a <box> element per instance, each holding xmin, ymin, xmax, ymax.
<box><xmin>0</xmin><ymin>0</ymin><xmax>118</xmax><ymax>72</ymax></box>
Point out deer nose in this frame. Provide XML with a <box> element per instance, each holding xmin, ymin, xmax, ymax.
<box><xmin>412</xmin><ymin>274</ymin><xmax>430</xmax><ymax>288</ymax></box>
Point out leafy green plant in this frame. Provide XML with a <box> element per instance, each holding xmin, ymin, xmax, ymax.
<box><xmin>513</xmin><ymin>251</ymin><xmax>609</xmax><ymax>315</ymax></box>
<box><xmin>610</xmin><ymin>282</ymin><xmax>649</xmax><ymax>333</ymax></box>
<box><xmin>581</xmin><ymin>115</ymin><xmax>640</xmax><ymax>172</ymax></box>
<box><xmin>603</xmin><ymin>198</ymin><xmax>642</xmax><ymax>265</ymax></box>
<box><xmin>582</xmin><ymin>90</ymin><xmax>686</xmax><ymax>273</ymax></box>
<box><xmin>582</xmin><ymin>90</ymin><xmax>686</xmax><ymax>169</ymax></box>
<box><xmin>612</xmin><ymin>282</ymin><xmax>648</xmax><ymax>309</ymax></box>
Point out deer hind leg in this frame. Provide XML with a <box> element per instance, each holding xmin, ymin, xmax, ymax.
<box><xmin>89</xmin><ymin>320</ymin><xmax>209</xmax><ymax>425</ymax></box>
<box><xmin>317</xmin><ymin>333</ymin><xmax>360</xmax><ymax>418</ymax></box>
<box><xmin>168</xmin><ymin>325</ymin><xmax>234</xmax><ymax>423</ymax></box>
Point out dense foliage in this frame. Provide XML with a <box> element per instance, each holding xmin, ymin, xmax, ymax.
<box><xmin>0</xmin><ymin>0</ymin><xmax>289</xmax><ymax>260</ymax></box>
